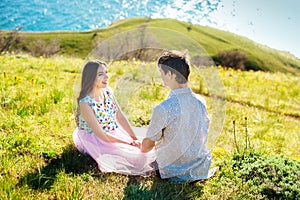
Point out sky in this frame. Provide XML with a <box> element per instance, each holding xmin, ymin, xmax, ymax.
<box><xmin>207</xmin><ymin>0</ymin><xmax>300</xmax><ymax>58</ymax></box>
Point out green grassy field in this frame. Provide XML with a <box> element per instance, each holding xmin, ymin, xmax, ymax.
<box><xmin>1</xmin><ymin>53</ymin><xmax>299</xmax><ymax>199</ymax></box>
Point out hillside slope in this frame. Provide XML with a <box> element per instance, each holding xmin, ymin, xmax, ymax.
<box><xmin>2</xmin><ymin>17</ymin><xmax>300</xmax><ymax>74</ymax></box>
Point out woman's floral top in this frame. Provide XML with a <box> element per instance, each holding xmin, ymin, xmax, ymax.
<box><xmin>78</xmin><ymin>88</ymin><xmax>118</xmax><ymax>134</ymax></box>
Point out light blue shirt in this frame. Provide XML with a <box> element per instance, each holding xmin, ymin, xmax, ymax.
<box><xmin>146</xmin><ymin>87</ymin><xmax>212</xmax><ymax>182</ymax></box>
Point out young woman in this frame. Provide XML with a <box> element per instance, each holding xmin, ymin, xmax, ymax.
<box><xmin>73</xmin><ymin>60</ymin><xmax>155</xmax><ymax>176</ymax></box>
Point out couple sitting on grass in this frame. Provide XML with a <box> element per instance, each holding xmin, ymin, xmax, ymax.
<box><xmin>73</xmin><ymin>50</ymin><xmax>217</xmax><ymax>183</ymax></box>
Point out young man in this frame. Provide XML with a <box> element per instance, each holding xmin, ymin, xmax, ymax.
<box><xmin>141</xmin><ymin>50</ymin><xmax>216</xmax><ymax>183</ymax></box>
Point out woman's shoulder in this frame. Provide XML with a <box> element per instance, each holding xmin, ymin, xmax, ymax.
<box><xmin>79</xmin><ymin>95</ymin><xmax>93</xmax><ymax>104</ymax></box>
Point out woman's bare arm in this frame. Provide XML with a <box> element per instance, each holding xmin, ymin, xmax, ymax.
<box><xmin>80</xmin><ymin>102</ymin><xmax>131</xmax><ymax>144</ymax></box>
<box><xmin>114</xmin><ymin>97</ymin><xmax>138</xmax><ymax>140</ymax></box>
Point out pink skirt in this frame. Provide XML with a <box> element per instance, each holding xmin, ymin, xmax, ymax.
<box><xmin>73</xmin><ymin>128</ymin><xmax>156</xmax><ymax>176</ymax></box>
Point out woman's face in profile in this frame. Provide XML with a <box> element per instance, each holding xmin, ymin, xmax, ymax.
<box><xmin>94</xmin><ymin>65</ymin><xmax>109</xmax><ymax>89</ymax></box>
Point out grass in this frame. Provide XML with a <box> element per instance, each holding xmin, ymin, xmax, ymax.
<box><xmin>2</xmin><ymin>17</ymin><xmax>300</xmax><ymax>74</ymax></box>
<box><xmin>0</xmin><ymin>53</ymin><xmax>299</xmax><ymax>199</ymax></box>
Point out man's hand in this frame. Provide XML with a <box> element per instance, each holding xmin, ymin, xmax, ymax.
<box><xmin>140</xmin><ymin>138</ymin><xmax>155</xmax><ymax>153</ymax></box>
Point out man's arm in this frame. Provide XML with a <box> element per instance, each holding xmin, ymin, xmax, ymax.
<box><xmin>141</xmin><ymin>138</ymin><xmax>155</xmax><ymax>153</ymax></box>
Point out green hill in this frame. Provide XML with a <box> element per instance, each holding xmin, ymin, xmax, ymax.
<box><xmin>2</xmin><ymin>17</ymin><xmax>300</xmax><ymax>74</ymax></box>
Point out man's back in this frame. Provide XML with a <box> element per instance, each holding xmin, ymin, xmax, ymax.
<box><xmin>146</xmin><ymin>87</ymin><xmax>212</xmax><ymax>182</ymax></box>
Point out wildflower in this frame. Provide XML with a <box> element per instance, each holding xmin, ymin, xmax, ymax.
<box><xmin>31</xmin><ymin>78</ymin><xmax>36</xmax><ymax>85</ymax></box>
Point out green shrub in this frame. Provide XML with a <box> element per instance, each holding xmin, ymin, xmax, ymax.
<box><xmin>232</xmin><ymin>153</ymin><xmax>300</xmax><ymax>199</ymax></box>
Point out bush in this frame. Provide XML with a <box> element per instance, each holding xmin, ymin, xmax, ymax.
<box><xmin>0</xmin><ymin>27</ymin><xmax>24</xmax><ymax>54</ymax></box>
<box><xmin>232</xmin><ymin>153</ymin><xmax>300</xmax><ymax>199</ymax></box>
<box><xmin>28</xmin><ymin>39</ymin><xmax>60</xmax><ymax>57</ymax></box>
<box><xmin>215</xmin><ymin>50</ymin><xmax>247</xmax><ymax>70</ymax></box>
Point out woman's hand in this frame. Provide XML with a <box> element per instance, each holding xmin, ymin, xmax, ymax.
<box><xmin>130</xmin><ymin>140</ymin><xmax>141</xmax><ymax>148</ymax></box>
<box><xmin>131</xmin><ymin>135</ymin><xmax>138</xmax><ymax>141</ymax></box>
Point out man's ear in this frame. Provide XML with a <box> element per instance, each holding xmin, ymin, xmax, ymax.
<box><xmin>166</xmin><ymin>71</ymin><xmax>172</xmax><ymax>78</ymax></box>
<box><xmin>168</xmin><ymin>71</ymin><xmax>177</xmax><ymax>80</ymax></box>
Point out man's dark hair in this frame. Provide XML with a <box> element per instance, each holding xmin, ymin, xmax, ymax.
<box><xmin>158</xmin><ymin>50</ymin><xmax>190</xmax><ymax>84</ymax></box>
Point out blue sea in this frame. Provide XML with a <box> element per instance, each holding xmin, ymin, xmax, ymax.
<box><xmin>0</xmin><ymin>0</ymin><xmax>221</xmax><ymax>32</ymax></box>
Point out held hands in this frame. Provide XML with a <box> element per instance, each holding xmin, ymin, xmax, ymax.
<box><xmin>130</xmin><ymin>140</ymin><xmax>141</xmax><ymax>148</ymax></box>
